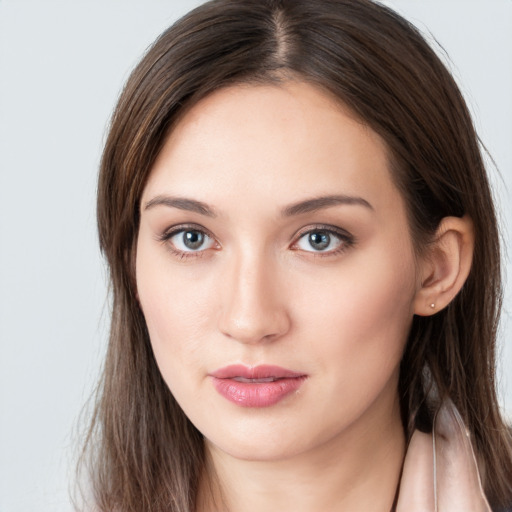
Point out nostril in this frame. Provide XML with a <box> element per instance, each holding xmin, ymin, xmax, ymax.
<box><xmin>218</xmin><ymin>308</ymin><xmax>291</xmax><ymax>345</ymax></box>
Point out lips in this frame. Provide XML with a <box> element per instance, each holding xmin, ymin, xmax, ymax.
<box><xmin>209</xmin><ymin>365</ymin><xmax>307</xmax><ymax>407</ymax></box>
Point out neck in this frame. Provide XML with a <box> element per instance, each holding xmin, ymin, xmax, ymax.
<box><xmin>197</xmin><ymin>393</ymin><xmax>405</xmax><ymax>512</ymax></box>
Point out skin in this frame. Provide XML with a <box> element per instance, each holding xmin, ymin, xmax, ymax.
<box><xmin>135</xmin><ymin>81</ymin><xmax>473</xmax><ymax>511</ymax></box>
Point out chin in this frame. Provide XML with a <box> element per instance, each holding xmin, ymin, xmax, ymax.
<box><xmin>206</xmin><ymin>434</ymin><xmax>308</xmax><ymax>463</ymax></box>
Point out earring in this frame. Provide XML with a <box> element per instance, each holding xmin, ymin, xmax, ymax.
<box><xmin>430</xmin><ymin>303</ymin><xmax>435</xmax><ymax>309</ymax></box>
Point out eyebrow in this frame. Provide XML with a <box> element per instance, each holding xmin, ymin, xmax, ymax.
<box><xmin>281</xmin><ymin>195</ymin><xmax>373</xmax><ymax>216</ymax></box>
<box><xmin>144</xmin><ymin>195</ymin><xmax>217</xmax><ymax>217</ymax></box>
<box><xmin>143</xmin><ymin>193</ymin><xmax>373</xmax><ymax>218</ymax></box>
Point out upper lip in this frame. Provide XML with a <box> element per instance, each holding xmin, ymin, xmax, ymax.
<box><xmin>209</xmin><ymin>364</ymin><xmax>305</xmax><ymax>380</ymax></box>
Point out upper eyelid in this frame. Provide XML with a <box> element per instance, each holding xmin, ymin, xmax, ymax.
<box><xmin>160</xmin><ymin>223</ymin><xmax>351</xmax><ymax>237</ymax></box>
<box><xmin>293</xmin><ymin>224</ymin><xmax>353</xmax><ymax>240</ymax></box>
<box><xmin>160</xmin><ymin>223</ymin><xmax>214</xmax><ymax>239</ymax></box>
<box><xmin>159</xmin><ymin>226</ymin><xmax>217</xmax><ymax>256</ymax></box>
<box><xmin>292</xmin><ymin>224</ymin><xmax>356</xmax><ymax>256</ymax></box>
<box><xmin>291</xmin><ymin>227</ymin><xmax>352</xmax><ymax>250</ymax></box>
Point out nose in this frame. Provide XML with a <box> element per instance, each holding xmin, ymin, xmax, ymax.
<box><xmin>217</xmin><ymin>250</ymin><xmax>291</xmax><ymax>344</ymax></box>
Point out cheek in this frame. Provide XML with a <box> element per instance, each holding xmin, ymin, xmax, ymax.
<box><xmin>135</xmin><ymin>241</ymin><xmax>217</xmax><ymax>382</ymax></box>
<box><xmin>296</xmin><ymin>240</ymin><xmax>417</xmax><ymax>395</ymax></box>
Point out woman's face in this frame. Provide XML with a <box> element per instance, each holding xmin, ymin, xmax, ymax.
<box><xmin>136</xmin><ymin>81</ymin><xmax>422</xmax><ymax>461</ymax></box>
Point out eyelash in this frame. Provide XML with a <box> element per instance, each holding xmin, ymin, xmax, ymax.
<box><xmin>157</xmin><ymin>223</ymin><xmax>355</xmax><ymax>260</ymax></box>
<box><xmin>157</xmin><ymin>223</ymin><xmax>217</xmax><ymax>260</ymax></box>
<box><xmin>291</xmin><ymin>224</ymin><xmax>355</xmax><ymax>258</ymax></box>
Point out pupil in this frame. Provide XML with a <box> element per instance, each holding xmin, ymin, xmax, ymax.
<box><xmin>184</xmin><ymin>231</ymin><xmax>204</xmax><ymax>250</ymax></box>
<box><xmin>309</xmin><ymin>232</ymin><xmax>330</xmax><ymax>250</ymax></box>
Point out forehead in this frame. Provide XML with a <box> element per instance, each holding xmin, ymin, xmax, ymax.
<box><xmin>143</xmin><ymin>81</ymin><xmax>402</xmax><ymax>216</ymax></box>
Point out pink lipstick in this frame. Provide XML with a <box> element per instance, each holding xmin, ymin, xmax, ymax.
<box><xmin>209</xmin><ymin>365</ymin><xmax>307</xmax><ymax>407</ymax></box>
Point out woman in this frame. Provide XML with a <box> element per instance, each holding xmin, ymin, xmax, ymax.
<box><xmin>80</xmin><ymin>0</ymin><xmax>512</xmax><ymax>510</ymax></box>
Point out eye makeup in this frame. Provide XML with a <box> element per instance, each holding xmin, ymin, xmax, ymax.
<box><xmin>156</xmin><ymin>223</ymin><xmax>220</xmax><ymax>260</ymax></box>
<box><xmin>156</xmin><ymin>221</ymin><xmax>356</xmax><ymax>261</ymax></box>
<box><xmin>291</xmin><ymin>223</ymin><xmax>356</xmax><ymax>259</ymax></box>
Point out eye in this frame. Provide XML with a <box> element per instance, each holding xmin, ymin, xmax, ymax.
<box><xmin>293</xmin><ymin>227</ymin><xmax>352</xmax><ymax>254</ymax></box>
<box><xmin>164</xmin><ymin>228</ymin><xmax>216</xmax><ymax>253</ymax></box>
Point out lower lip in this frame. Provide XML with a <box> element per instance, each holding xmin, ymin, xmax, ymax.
<box><xmin>211</xmin><ymin>376</ymin><xmax>306</xmax><ymax>407</ymax></box>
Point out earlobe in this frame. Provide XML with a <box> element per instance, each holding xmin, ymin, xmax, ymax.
<box><xmin>414</xmin><ymin>215</ymin><xmax>474</xmax><ymax>316</ymax></box>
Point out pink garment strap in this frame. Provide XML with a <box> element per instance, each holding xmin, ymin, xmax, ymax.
<box><xmin>396</xmin><ymin>400</ymin><xmax>491</xmax><ymax>512</ymax></box>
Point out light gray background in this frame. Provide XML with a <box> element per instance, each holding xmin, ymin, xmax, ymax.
<box><xmin>0</xmin><ymin>1</ymin><xmax>511</xmax><ymax>511</ymax></box>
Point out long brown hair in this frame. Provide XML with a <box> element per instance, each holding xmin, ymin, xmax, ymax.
<box><xmin>80</xmin><ymin>0</ymin><xmax>512</xmax><ymax>510</ymax></box>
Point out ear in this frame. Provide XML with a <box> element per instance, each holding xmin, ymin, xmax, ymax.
<box><xmin>414</xmin><ymin>215</ymin><xmax>474</xmax><ymax>316</ymax></box>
